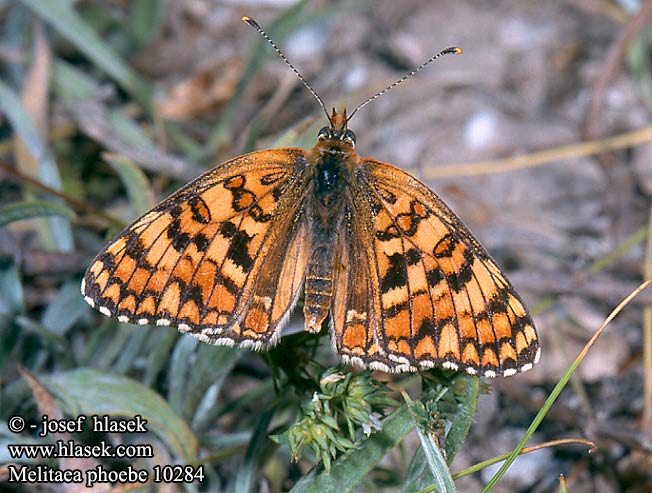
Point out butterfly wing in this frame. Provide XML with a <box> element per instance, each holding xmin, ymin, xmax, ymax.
<box><xmin>344</xmin><ymin>158</ymin><xmax>540</xmax><ymax>376</ymax></box>
<box><xmin>331</xmin><ymin>199</ymin><xmax>382</xmax><ymax>367</ymax></box>
<box><xmin>195</xmin><ymin>209</ymin><xmax>311</xmax><ymax>348</ymax></box>
<box><xmin>82</xmin><ymin>148</ymin><xmax>310</xmax><ymax>347</ymax></box>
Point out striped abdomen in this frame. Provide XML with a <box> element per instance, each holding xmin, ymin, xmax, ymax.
<box><xmin>303</xmin><ymin>241</ymin><xmax>336</xmax><ymax>332</ymax></box>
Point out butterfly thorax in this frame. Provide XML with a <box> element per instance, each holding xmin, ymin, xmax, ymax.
<box><xmin>303</xmin><ymin>112</ymin><xmax>358</xmax><ymax>332</ymax></box>
<box><xmin>310</xmin><ymin>144</ymin><xmax>355</xmax><ymax>206</ymax></box>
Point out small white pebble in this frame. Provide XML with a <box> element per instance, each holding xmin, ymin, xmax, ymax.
<box><xmin>464</xmin><ymin>110</ymin><xmax>498</xmax><ymax>151</ymax></box>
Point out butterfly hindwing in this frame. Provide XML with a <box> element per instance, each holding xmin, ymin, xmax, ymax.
<box><xmin>82</xmin><ymin>148</ymin><xmax>309</xmax><ymax>340</ymax></box>
<box><xmin>350</xmin><ymin>159</ymin><xmax>540</xmax><ymax>376</ymax></box>
<box><xmin>331</xmin><ymin>199</ymin><xmax>380</xmax><ymax>366</ymax></box>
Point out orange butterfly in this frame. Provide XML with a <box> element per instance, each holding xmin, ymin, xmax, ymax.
<box><xmin>82</xmin><ymin>17</ymin><xmax>539</xmax><ymax>377</ymax></box>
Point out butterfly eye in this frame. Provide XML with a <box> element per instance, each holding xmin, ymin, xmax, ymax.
<box><xmin>342</xmin><ymin>129</ymin><xmax>356</xmax><ymax>147</ymax></box>
<box><xmin>318</xmin><ymin>127</ymin><xmax>331</xmax><ymax>140</ymax></box>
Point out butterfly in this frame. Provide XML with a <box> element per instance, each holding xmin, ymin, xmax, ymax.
<box><xmin>81</xmin><ymin>17</ymin><xmax>540</xmax><ymax>377</ymax></box>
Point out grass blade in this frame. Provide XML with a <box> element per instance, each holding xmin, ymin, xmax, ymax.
<box><xmin>482</xmin><ymin>279</ymin><xmax>652</xmax><ymax>491</ymax></box>
<box><xmin>402</xmin><ymin>391</ymin><xmax>456</xmax><ymax>493</ymax></box>
<box><xmin>201</xmin><ymin>0</ymin><xmax>310</xmax><ymax>161</ymax></box>
<box><xmin>103</xmin><ymin>153</ymin><xmax>156</xmax><ymax>217</ymax></box>
<box><xmin>188</xmin><ymin>344</ymin><xmax>240</xmax><ymax>432</ymax></box>
<box><xmin>41</xmin><ymin>279</ymin><xmax>88</xmax><ymax>336</ymax></box>
<box><xmin>0</xmin><ymin>260</ymin><xmax>23</xmax><ymax>317</ymax></box>
<box><xmin>444</xmin><ymin>375</ymin><xmax>479</xmax><ymax>463</ymax></box>
<box><xmin>0</xmin><ymin>80</ymin><xmax>73</xmax><ymax>251</ymax></box>
<box><xmin>18</xmin><ymin>0</ymin><xmax>152</xmax><ymax>110</ymax></box>
<box><xmin>0</xmin><ymin>200</ymin><xmax>75</xmax><ymax>227</ymax></box>
<box><xmin>167</xmin><ymin>335</ymin><xmax>198</xmax><ymax>418</ymax></box>
<box><xmin>234</xmin><ymin>405</ymin><xmax>277</xmax><ymax>493</ymax></box>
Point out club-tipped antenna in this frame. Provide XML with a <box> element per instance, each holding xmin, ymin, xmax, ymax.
<box><xmin>346</xmin><ymin>46</ymin><xmax>463</xmax><ymax>123</ymax></box>
<box><xmin>242</xmin><ymin>16</ymin><xmax>332</xmax><ymax>126</ymax></box>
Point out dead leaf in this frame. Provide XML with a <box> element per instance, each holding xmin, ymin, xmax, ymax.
<box><xmin>157</xmin><ymin>59</ymin><xmax>243</xmax><ymax>120</ymax></box>
<box><xmin>12</xmin><ymin>22</ymin><xmax>51</xmax><ymax>238</ymax></box>
<box><xmin>20</xmin><ymin>367</ymin><xmax>108</xmax><ymax>493</ymax></box>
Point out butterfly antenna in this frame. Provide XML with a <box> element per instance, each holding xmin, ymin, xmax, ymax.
<box><xmin>242</xmin><ymin>16</ymin><xmax>332</xmax><ymax>126</ymax></box>
<box><xmin>346</xmin><ymin>46</ymin><xmax>463</xmax><ymax>123</ymax></box>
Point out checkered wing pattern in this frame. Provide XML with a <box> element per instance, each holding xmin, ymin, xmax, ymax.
<box><xmin>339</xmin><ymin>159</ymin><xmax>540</xmax><ymax>376</ymax></box>
<box><xmin>82</xmin><ymin>149</ymin><xmax>310</xmax><ymax>349</ymax></box>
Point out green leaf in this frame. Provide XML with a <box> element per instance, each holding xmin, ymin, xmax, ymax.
<box><xmin>403</xmin><ymin>447</ymin><xmax>433</xmax><ymax>493</ymax></box>
<box><xmin>107</xmin><ymin>110</ymin><xmax>156</xmax><ymax>150</ymax></box>
<box><xmin>0</xmin><ymin>80</ymin><xmax>74</xmax><ymax>251</ymax></box>
<box><xmin>18</xmin><ymin>0</ymin><xmax>152</xmax><ymax>110</ymax></box>
<box><xmin>41</xmin><ymin>279</ymin><xmax>88</xmax><ymax>336</ymax></box>
<box><xmin>168</xmin><ymin>335</ymin><xmax>199</xmax><ymax>418</ymax></box>
<box><xmin>103</xmin><ymin>153</ymin><xmax>156</xmax><ymax>218</ymax></box>
<box><xmin>0</xmin><ymin>260</ymin><xmax>23</xmax><ymax>373</ymax></box>
<box><xmin>188</xmin><ymin>344</ymin><xmax>240</xmax><ymax>431</ymax></box>
<box><xmin>403</xmin><ymin>376</ymin><xmax>479</xmax><ymax>492</ymax></box>
<box><xmin>94</xmin><ymin>322</ymin><xmax>136</xmax><ymax>370</ymax></box>
<box><xmin>3</xmin><ymin>3</ymin><xmax>29</xmax><ymax>85</ymax></box>
<box><xmin>0</xmin><ymin>200</ymin><xmax>76</xmax><ymax>228</ymax></box>
<box><xmin>234</xmin><ymin>406</ymin><xmax>277</xmax><ymax>493</ymax></box>
<box><xmin>290</xmin><ymin>404</ymin><xmax>414</xmax><ymax>493</ymax></box>
<box><xmin>167</xmin><ymin>336</ymin><xmax>240</xmax><ymax>428</ymax></box>
<box><xmin>445</xmin><ymin>376</ymin><xmax>479</xmax><ymax>463</ymax></box>
<box><xmin>52</xmin><ymin>59</ymin><xmax>99</xmax><ymax>102</ymax></box>
<box><xmin>143</xmin><ymin>326</ymin><xmax>178</xmax><ymax>387</ymax></box>
<box><xmin>79</xmin><ymin>318</ymin><xmax>117</xmax><ymax>366</ymax></box>
<box><xmin>0</xmin><ymin>426</ymin><xmax>50</xmax><ymax>464</ymax></box>
<box><xmin>112</xmin><ymin>325</ymin><xmax>151</xmax><ymax>374</ymax></box>
<box><xmin>42</xmin><ymin>368</ymin><xmax>198</xmax><ymax>461</ymax></box>
<box><xmin>128</xmin><ymin>0</ymin><xmax>165</xmax><ymax>45</ymax></box>
<box><xmin>15</xmin><ymin>315</ymin><xmax>68</xmax><ymax>353</ymax></box>
<box><xmin>401</xmin><ymin>391</ymin><xmax>456</xmax><ymax>493</ymax></box>
<box><xmin>413</xmin><ymin>435</ymin><xmax>456</xmax><ymax>493</ymax></box>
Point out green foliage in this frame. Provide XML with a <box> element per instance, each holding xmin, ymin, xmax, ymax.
<box><xmin>289</xmin><ymin>404</ymin><xmax>415</xmax><ymax>493</ymax></box>
<box><xmin>0</xmin><ymin>200</ymin><xmax>76</xmax><ymax>228</ymax></box>
<box><xmin>42</xmin><ymin>368</ymin><xmax>199</xmax><ymax>460</ymax></box>
<box><xmin>403</xmin><ymin>390</ymin><xmax>456</xmax><ymax>493</ymax></box>
<box><xmin>18</xmin><ymin>0</ymin><xmax>153</xmax><ymax>109</ymax></box>
<box><xmin>279</xmin><ymin>368</ymin><xmax>399</xmax><ymax>470</ymax></box>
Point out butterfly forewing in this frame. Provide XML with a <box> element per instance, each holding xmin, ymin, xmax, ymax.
<box><xmin>353</xmin><ymin>159</ymin><xmax>540</xmax><ymax>376</ymax></box>
<box><xmin>191</xmin><ymin>210</ymin><xmax>311</xmax><ymax>348</ymax></box>
<box><xmin>82</xmin><ymin>148</ymin><xmax>309</xmax><ymax>335</ymax></box>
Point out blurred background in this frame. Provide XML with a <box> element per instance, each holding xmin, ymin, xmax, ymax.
<box><xmin>1</xmin><ymin>0</ymin><xmax>651</xmax><ymax>492</ymax></box>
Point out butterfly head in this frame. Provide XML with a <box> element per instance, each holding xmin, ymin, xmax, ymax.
<box><xmin>317</xmin><ymin>108</ymin><xmax>356</xmax><ymax>149</ymax></box>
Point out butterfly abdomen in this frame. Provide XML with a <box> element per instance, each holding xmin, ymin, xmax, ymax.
<box><xmin>304</xmin><ymin>244</ymin><xmax>335</xmax><ymax>332</ymax></box>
